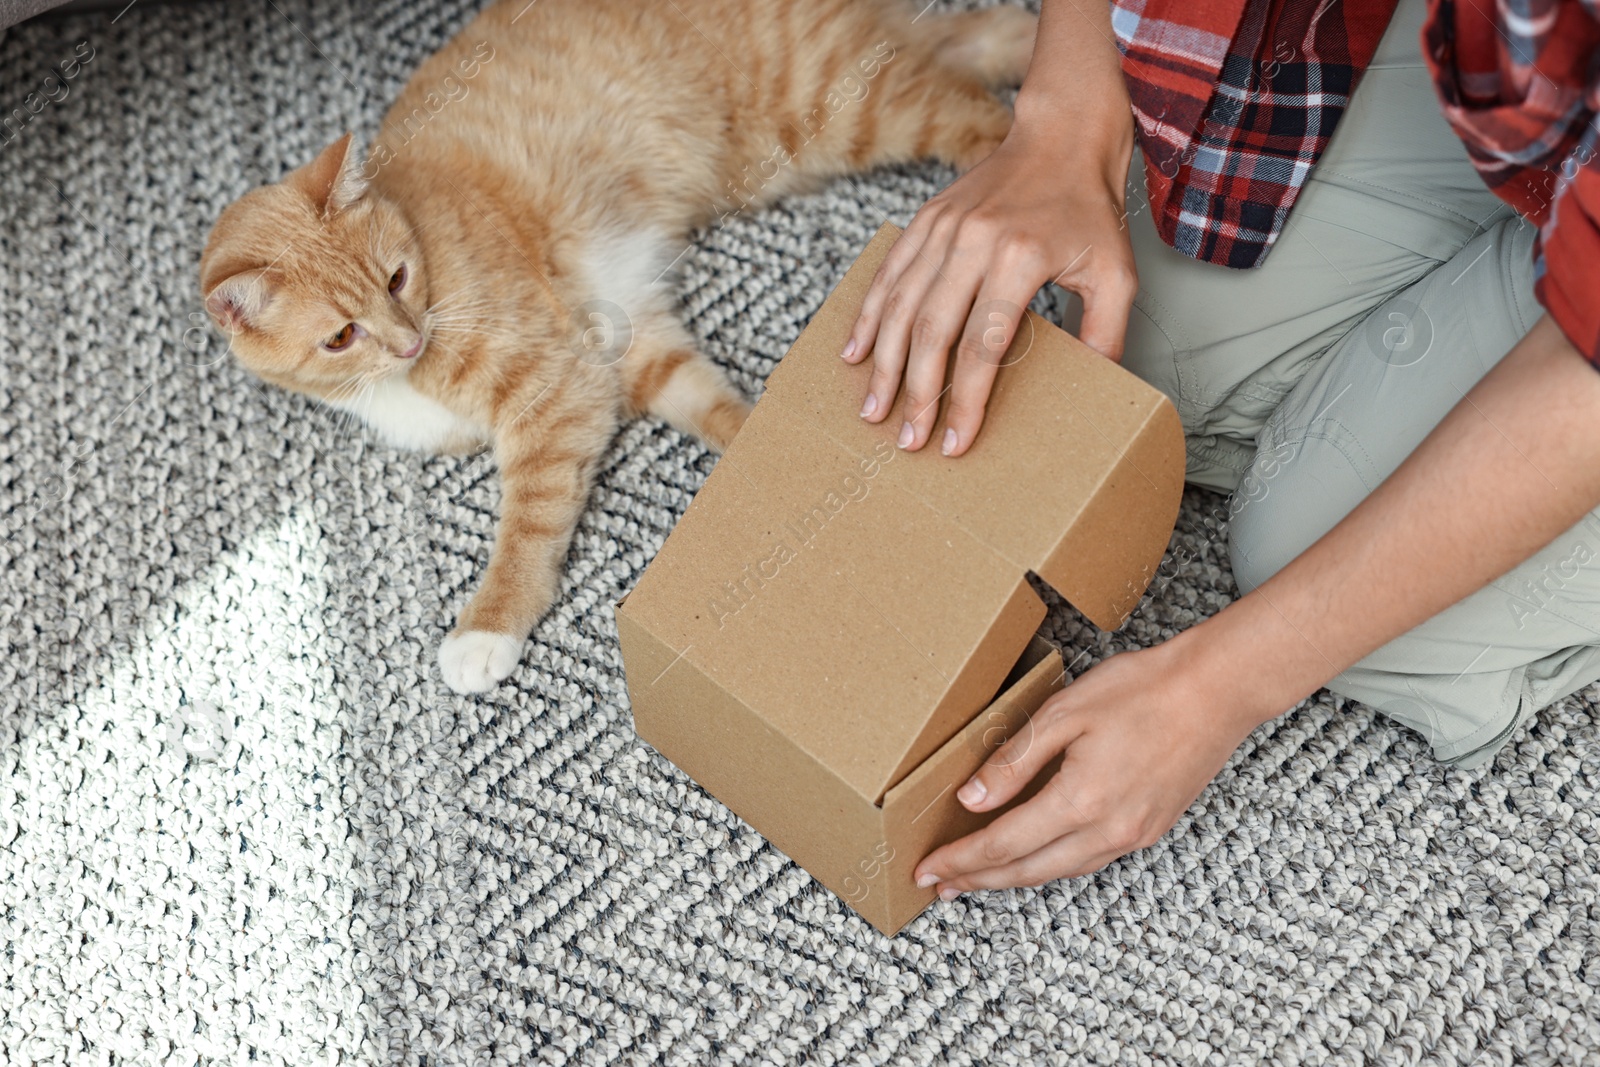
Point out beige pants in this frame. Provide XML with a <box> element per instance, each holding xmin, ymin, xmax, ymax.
<box><xmin>1119</xmin><ymin>0</ymin><xmax>1600</xmax><ymax>767</ymax></box>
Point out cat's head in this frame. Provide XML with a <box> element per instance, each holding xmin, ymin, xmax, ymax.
<box><xmin>200</xmin><ymin>135</ymin><xmax>431</xmax><ymax>393</ymax></box>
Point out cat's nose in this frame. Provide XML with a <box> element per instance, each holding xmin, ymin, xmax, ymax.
<box><xmin>398</xmin><ymin>335</ymin><xmax>424</xmax><ymax>359</ymax></box>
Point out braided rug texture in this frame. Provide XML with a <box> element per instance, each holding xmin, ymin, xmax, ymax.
<box><xmin>2</xmin><ymin>1</ymin><xmax>1599</xmax><ymax>1064</ymax></box>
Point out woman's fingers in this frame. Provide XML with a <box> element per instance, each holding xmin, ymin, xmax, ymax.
<box><xmin>845</xmin><ymin>217</ymin><xmax>938</xmax><ymax>365</ymax></box>
<box><xmin>896</xmin><ymin>266</ymin><xmax>983</xmax><ymax>450</ymax></box>
<box><xmin>930</xmin><ymin>831</ymin><xmax>1118</xmax><ymax>897</ymax></box>
<box><xmin>960</xmin><ymin>687</ymin><xmax>1080</xmax><ymax>812</ymax></box>
<box><xmin>862</xmin><ymin>250</ymin><xmax>942</xmax><ymax>427</ymax></box>
<box><xmin>854</xmin><ymin>229</ymin><xmax>950</xmax><ymax>426</ymax></box>
<box><xmin>844</xmin><ymin>140</ymin><xmax>1140</xmax><ymax>450</ymax></box>
<box><xmin>1069</xmin><ymin>258</ymin><xmax>1138</xmax><ymax>363</ymax></box>
<box><xmin>910</xmin><ymin>695</ymin><xmax>1088</xmax><ymax>888</ymax></box>
<box><xmin>850</xmin><ymin>225</ymin><xmax>1047</xmax><ymax>452</ymax></box>
<box><xmin>913</xmin><ymin>772</ymin><xmax>1085</xmax><ymax>885</ymax></box>
<box><xmin>942</xmin><ymin>270</ymin><xmax>1046</xmax><ymax>456</ymax></box>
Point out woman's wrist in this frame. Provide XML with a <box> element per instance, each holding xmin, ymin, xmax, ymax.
<box><xmin>1001</xmin><ymin>109</ymin><xmax>1131</xmax><ymax>210</ymax></box>
<box><xmin>1011</xmin><ymin>85</ymin><xmax>1133</xmax><ymax>187</ymax></box>
<box><xmin>1159</xmin><ymin>601</ymin><xmax>1315</xmax><ymax>741</ymax></box>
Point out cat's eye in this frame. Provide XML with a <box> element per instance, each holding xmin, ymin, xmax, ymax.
<box><xmin>325</xmin><ymin>323</ymin><xmax>358</xmax><ymax>350</ymax></box>
<box><xmin>388</xmin><ymin>264</ymin><xmax>407</xmax><ymax>295</ymax></box>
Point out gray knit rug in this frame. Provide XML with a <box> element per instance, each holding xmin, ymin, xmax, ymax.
<box><xmin>3</xmin><ymin>1</ymin><xmax>1599</xmax><ymax>1064</ymax></box>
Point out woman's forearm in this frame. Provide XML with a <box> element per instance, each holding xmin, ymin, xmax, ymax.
<box><xmin>1181</xmin><ymin>316</ymin><xmax>1600</xmax><ymax>734</ymax></box>
<box><xmin>1012</xmin><ymin>0</ymin><xmax>1132</xmax><ymax>170</ymax></box>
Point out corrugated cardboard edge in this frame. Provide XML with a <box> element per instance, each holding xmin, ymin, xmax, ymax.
<box><xmin>878</xmin><ymin>573</ymin><xmax>1044</xmax><ymax>803</ymax></box>
<box><xmin>875</xmin><ymin>636</ymin><xmax>1066</xmax><ymax>935</ymax></box>
<box><xmin>1038</xmin><ymin>397</ymin><xmax>1185</xmax><ymax>630</ymax></box>
<box><xmin>620</xmin><ymin>603</ymin><xmax>1068</xmax><ymax>937</ymax></box>
<box><xmin>615</xmin><ymin>604</ymin><xmax>889</xmax><ymax>902</ymax></box>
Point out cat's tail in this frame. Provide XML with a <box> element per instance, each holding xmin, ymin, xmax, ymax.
<box><xmin>919</xmin><ymin>5</ymin><xmax>1038</xmax><ymax>91</ymax></box>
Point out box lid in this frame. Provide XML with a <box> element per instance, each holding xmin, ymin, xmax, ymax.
<box><xmin>620</xmin><ymin>224</ymin><xmax>1184</xmax><ymax>803</ymax></box>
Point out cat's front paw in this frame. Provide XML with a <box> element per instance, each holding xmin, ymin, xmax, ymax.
<box><xmin>438</xmin><ymin>630</ymin><xmax>524</xmax><ymax>694</ymax></box>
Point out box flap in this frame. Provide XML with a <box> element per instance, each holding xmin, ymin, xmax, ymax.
<box><xmin>761</xmin><ymin>224</ymin><xmax>1186</xmax><ymax>631</ymax></box>
<box><xmin>619</xmin><ymin>224</ymin><xmax>1183</xmax><ymax>804</ymax></box>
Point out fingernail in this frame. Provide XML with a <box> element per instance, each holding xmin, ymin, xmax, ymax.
<box><xmin>897</xmin><ymin>421</ymin><xmax>914</xmax><ymax>449</ymax></box>
<box><xmin>841</xmin><ymin>338</ymin><xmax>857</xmax><ymax>361</ymax></box>
<box><xmin>939</xmin><ymin>887</ymin><xmax>962</xmax><ymax>902</ymax></box>
<box><xmin>859</xmin><ymin>394</ymin><xmax>877</xmax><ymax>419</ymax></box>
<box><xmin>957</xmin><ymin>777</ymin><xmax>987</xmax><ymax>807</ymax></box>
<box><xmin>941</xmin><ymin>428</ymin><xmax>957</xmax><ymax>456</ymax></box>
<box><xmin>916</xmin><ymin>872</ymin><xmax>939</xmax><ymax>889</ymax></box>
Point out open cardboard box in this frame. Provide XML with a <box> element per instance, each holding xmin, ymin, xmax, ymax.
<box><xmin>616</xmin><ymin>224</ymin><xmax>1185</xmax><ymax>934</ymax></box>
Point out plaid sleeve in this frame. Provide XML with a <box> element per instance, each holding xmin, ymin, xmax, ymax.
<box><xmin>1115</xmin><ymin>0</ymin><xmax>1397</xmax><ymax>269</ymax></box>
<box><xmin>1423</xmin><ymin>0</ymin><xmax>1600</xmax><ymax>364</ymax></box>
<box><xmin>1538</xmin><ymin>144</ymin><xmax>1600</xmax><ymax>363</ymax></box>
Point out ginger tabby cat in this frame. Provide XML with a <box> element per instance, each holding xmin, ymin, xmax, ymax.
<box><xmin>199</xmin><ymin>0</ymin><xmax>1037</xmax><ymax>694</ymax></box>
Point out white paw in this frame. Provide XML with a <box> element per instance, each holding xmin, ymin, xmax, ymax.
<box><xmin>438</xmin><ymin>631</ymin><xmax>523</xmax><ymax>694</ymax></box>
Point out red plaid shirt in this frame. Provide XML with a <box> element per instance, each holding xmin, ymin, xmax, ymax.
<box><xmin>1424</xmin><ymin>0</ymin><xmax>1600</xmax><ymax>364</ymax></box>
<box><xmin>1115</xmin><ymin>0</ymin><xmax>1600</xmax><ymax>363</ymax></box>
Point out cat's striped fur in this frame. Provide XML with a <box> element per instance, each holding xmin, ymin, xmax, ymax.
<box><xmin>200</xmin><ymin>0</ymin><xmax>1037</xmax><ymax>693</ymax></box>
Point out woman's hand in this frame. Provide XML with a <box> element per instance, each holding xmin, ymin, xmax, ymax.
<box><xmin>918</xmin><ymin>317</ymin><xmax>1600</xmax><ymax>896</ymax></box>
<box><xmin>914</xmin><ymin>636</ymin><xmax>1260</xmax><ymax>894</ymax></box>
<box><xmin>842</xmin><ymin>0</ymin><xmax>1138</xmax><ymax>458</ymax></box>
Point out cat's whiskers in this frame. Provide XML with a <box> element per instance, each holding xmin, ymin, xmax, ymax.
<box><xmin>425</xmin><ymin>296</ymin><xmax>499</xmax><ymax>314</ymax></box>
<box><xmin>427</xmin><ymin>319</ymin><xmax>516</xmax><ymax>339</ymax></box>
<box><xmin>323</xmin><ymin>368</ymin><xmax>390</xmax><ymax>440</ymax></box>
<box><xmin>316</xmin><ymin>371</ymin><xmax>370</xmax><ymax>413</ymax></box>
<box><xmin>424</xmin><ymin>316</ymin><xmax>522</xmax><ymax>354</ymax></box>
<box><xmin>424</xmin><ymin>289</ymin><xmax>511</xmax><ymax>320</ymax></box>
<box><xmin>426</xmin><ymin>306</ymin><xmax>518</xmax><ymax>336</ymax></box>
<box><xmin>428</xmin><ymin>303</ymin><xmax>497</xmax><ymax>317</ymax></box>
<box><xmin>310</xmin><ymin>377</ymin><xmax>361</xmax><ymax>420</ymax></box>
<box><xmin>341</xmin><ymin>378</ymin><xmax>380</xmax><ymax>438</ymax></box>
<box><xmin>312</xmin><ymin>369</ymin><xmax>387</xmax><ymax>442</ymax></box>
<box><xmin>418</xmin><ymin>293</ymin><xmax>517</xmax><ymax>354</ymax></box>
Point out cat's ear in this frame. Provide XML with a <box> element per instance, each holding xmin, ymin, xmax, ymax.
<box><xmin>204</xmin><ymin>268</ymin><xmax>273</xmax><ymax>333</ymax></box>
<box><xmin>292</xmin><ymin>133</ymin><xmax>367</xmax><ymax>217</ymax></box>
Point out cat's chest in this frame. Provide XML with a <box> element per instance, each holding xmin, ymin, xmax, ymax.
<box><xmin>336</xmin><ymin>376</ymin><xmax>488</xmax><ymax>453</ymax></box>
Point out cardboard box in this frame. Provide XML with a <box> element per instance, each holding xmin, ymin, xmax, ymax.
<box><xmin>616</xmin><ymin>224</ymin><xmax>1185</xmax><ymax>934</ymax></box>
